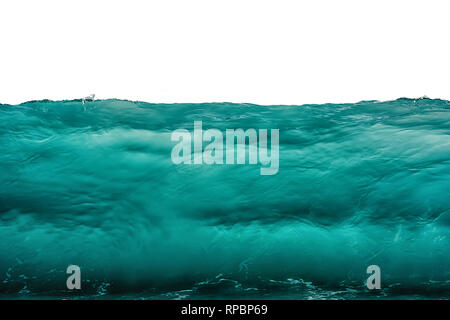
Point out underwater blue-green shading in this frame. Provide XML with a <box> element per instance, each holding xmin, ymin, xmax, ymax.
<box><xmin>0</xmin><ymin>98</ymin><xmax>449</xmax><ymax>299</ymax></box>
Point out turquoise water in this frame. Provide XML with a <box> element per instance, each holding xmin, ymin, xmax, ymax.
<box><xmin>0</xmin><ymin>98</ymin><xmax>449</xmax><ymax>299</ymax></box>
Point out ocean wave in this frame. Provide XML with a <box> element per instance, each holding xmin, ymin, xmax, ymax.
<box><xmin>0</xmin><ymin>98</ymin><xmax>449</xmax><ymax>299</ymax></box>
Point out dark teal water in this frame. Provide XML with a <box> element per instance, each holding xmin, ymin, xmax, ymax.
<box><xmin>0</xmin><ymin>98</ymin><xmax>449</xmax><ymax>299</ymax></box>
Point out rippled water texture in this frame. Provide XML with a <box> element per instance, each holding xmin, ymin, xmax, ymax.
<box><xmin>0</xmin><ymin>98</ymin><xmax>449</xmax><ymax>299</ymax></box>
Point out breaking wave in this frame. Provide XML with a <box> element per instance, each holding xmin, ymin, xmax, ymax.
<box><xmin>0</xmin><ymin>97</ymin><xmax>449</xmax><ymax>299</ymax></box>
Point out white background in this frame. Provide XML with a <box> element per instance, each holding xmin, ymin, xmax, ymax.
<box><xmin>0</xmin><ymin>0</ymin><xmax>449</xmax><ymax>105</ymax></box>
